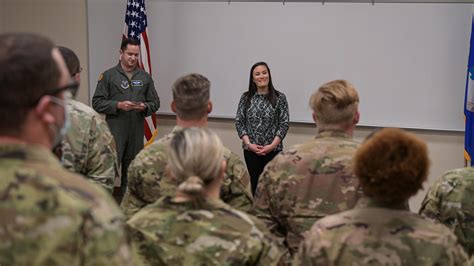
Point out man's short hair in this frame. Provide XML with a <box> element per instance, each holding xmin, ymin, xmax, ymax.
<box><xmin>120</xmin><ymin>38</ymin><xmax>140</xmax><ymax>51</ymax></box>
<box><xmin>354</xmin><ymin>128</ymin><xmax>429</xmax><ymax>205</ymax></box>
<box><xmin>0</xmin><ymin>33</ymin><xmax>60</xmax><ymax>135</ymax></box>
<box><xmin>58</xmin><ymin>46</ymin><xmax>80</xmax><ymax>76</ymax></box>
<box><xmin>172</xmin><ymin>73</ymin><xmax>210</xmax><ymax>120</ymax></box>
<box><xmin>309</xmin><ymin>80</ymin><xmax>359</xmax><ymax>128</ymax></box>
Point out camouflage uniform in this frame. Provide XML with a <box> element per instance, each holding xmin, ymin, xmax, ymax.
<box><xmin>127</xmin><ymin>196</ymin><xmax>282</xmax><ymax>265</ymax></box>
<box><xmin>0</xmin><ymin>143</ymin><xmax>132</xmax><ymax>265</ymax></box>
<box><xmin>121</xmin><ymin>126</ymin><xmax>253</xmax><ymax>218</ymax></box>
<box><xmin>61</xmin><ymin>99</ymin><xmax>119</xmax><ymax>192</ymax></box>
<box><xmin>419</xmin><ymin>167</ymin><xmax>474</xmax><ymax>256</ymax></box>
<box><xmin>294</xmin><ymin>197</ymin><xmax>469</xmax><ymax>265</ymax></box>
<box><xmin>253</xmin><ymin>130</ymin><xmax>362</xmax><ymax>256</ymax></box>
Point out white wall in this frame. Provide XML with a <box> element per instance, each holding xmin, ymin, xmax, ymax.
<box><xmin>88</xmin><ymin>1</ymin><xmax>470</xmax><ymax>131</ymax></box>
<box><xmin>1</xmin><ymin>0</ymin><xmax>466</xmax><ymax>212</ymax></box>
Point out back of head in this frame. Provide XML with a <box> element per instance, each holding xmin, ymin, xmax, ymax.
<box><xmin>354</xmin><ymin>128</ymin><xmax>429</xmax><ymax>205</ymax></box>
<box><xmin>172</xmin><ymin>73</ymin><xmax>210</xmax><ymax>120</ymax></box>
<box><xmin>57</xmin><ymin>46</ymin><xmax>80</xmax><ymax>76</ymax></box>
<box><xmin>57</xmin><ymin>46</ymin><xmax>80</xmax><ymax>97</ymax></box>
<box><xmin>168</xmin><ymin>127</ymin><xmax>223</xmax><ymax>198</ymax></box>
<box><xmin>310</xmin><ymin>80</ymin><xmax>359</xmax><ymax>130</ymax></box>
<box><xmin>0</xmin><ymin>33</ymin><xmax>60</xmax><ymax>136</ymax></box>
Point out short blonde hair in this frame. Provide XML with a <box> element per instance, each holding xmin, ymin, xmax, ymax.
<box><xmin>168</xmin><ymin>127</ymin><xmax>224</xmax><ymax>197</ymax></box>
<box><xmin>309</xmin><ymin>80</ymin><xmax>359</xmax><ymax>128</ymax></box>
<box><xmin>172</xmin><ymin>73</ymin><xmax>210</xmax><ymax>120</ymax></box>
<box><xmin>354</xmin><ymin>128</ymin><xmax>429</xmax><ymax>204</ymax></box>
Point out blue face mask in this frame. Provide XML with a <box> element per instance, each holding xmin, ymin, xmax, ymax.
<box><xmin>49</xmin><ymin>91</ymin><xmax>71</xmax><ymax>149</ymax></box>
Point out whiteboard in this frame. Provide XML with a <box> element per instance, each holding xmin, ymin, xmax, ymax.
<box><xmin>87</xmin><ymin>1</ymin><xmax>471</xmax><ymax>131</ymax></box>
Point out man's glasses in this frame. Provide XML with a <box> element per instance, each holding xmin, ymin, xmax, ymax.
<box><xmin>29</xmin><ymin>80</ymin><xmax>79</xmax><ymax>107</ymax></box>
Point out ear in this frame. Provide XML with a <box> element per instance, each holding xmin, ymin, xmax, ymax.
<box><xmin>34</xmin><ymin>96</ymin><xmax>56</xmax><ymax>124</ymax></box>
<box><xmin>73</xmin><ymin>72</ymin><xmax>81</xmax><ymax>83</ymax></box>
<box><xmin>171</xmin><ymin>101</ymin><xmax>177</xmax><ymax>113</ymax></box>
<box><xmin>353</xmin><ymin>111</ymin><xmax>360</xmax><ymax>125</ymax></box>
<box><xmin>207</xmin><ymin>101</ymin><xmax>212</xmax><ymax>114</ymax></box>
<box><xmin>218</xmin><ymin>160</ymin><xmax>227</xmax><ymax>181</ymax></box>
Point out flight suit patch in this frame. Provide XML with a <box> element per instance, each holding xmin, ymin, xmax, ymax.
<box><xmin>121</xmin><ymin>80</ymin><xmax>130</xmax><ymax>89</ymax></box>
<box><xmin>131</xmin><ymin>80</ymin><xmax>143</xmax><ymax>86</ymax></box>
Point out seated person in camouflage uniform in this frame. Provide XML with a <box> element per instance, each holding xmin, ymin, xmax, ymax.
<box><xmin>127</xmin><ymin>127</ymin><xmax>282</xmax><ymax>265</ymax></box>
<box><xmin>56</xmin><ymin>46</ymin><xmax>119</xmax><ymax>192</ymax></box>
<box><xmin>419</xmin><ymin>165</ymin><xmax>474</xmax><ymax>255</ymax></box>
<box><xmin>0</xmin><ymin>33</ymin><xmax>132</xmax><ymax>265</ymax></box>
<box><xmin>121</xmin><ymin>73</ymin><xmax>252</xmax><ymax>218</ymax></box>
<box><xmin>253</xmin><ymin>80</ymin><xmax>363</xmax><ymax>256</ymax></box>
<box><xmin>294</xmin><ymin>128</ymin><xmax>469</xmax><ymax>265</ymax></box>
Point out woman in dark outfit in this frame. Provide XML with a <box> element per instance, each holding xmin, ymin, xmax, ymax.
<box><xmin>235</xmin><ymin>62</ymin><xmax>289</xmax><ymax>196</ymax></box>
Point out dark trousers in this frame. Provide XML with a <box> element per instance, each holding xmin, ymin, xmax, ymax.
<box><xmin>113</xmin><ymin>137</ymin><xmax>142</xmax><ymax>204</ymax></box>
<box><xmin>244</xmin><ymin>150</ymin><xmax>280</xmax><ymax>196</ymax></box>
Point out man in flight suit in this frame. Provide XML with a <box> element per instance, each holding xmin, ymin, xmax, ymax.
<box><xmin>92</xmin><ymin>38</ymin><xmax>160</xmax><ymax>202</ymax></box>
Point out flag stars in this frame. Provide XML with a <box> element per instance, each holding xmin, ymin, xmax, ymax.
<box><xmin>130</xmin><ymin>31</ymin><xmax>136</xmax><ymax>37</ymax></box>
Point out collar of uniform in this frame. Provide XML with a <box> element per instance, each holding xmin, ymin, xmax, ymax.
<box><xmin>315</xmin><ymin>130</ymin><xmax>351</xmax><ymax>139</ymax></box>
<box><xmin>115</xmin><ymin>63</ymin><xmax>139</xmax><ymax>77</ymax></box>
<box><xmin>355</xmin><ymin>196</ymin><xmax>409</xmax><ymax>211</ymax></box>
<box><xmin>171</xmin><ymin>125</ymin><xmax>184</xmax><ymax>134</ymax></box>
<box><xmin>0</xmin><ymin>143</ymin><xmax>62</xmax><ymax>168</ymax></box>
<box><xmin>161</xmin><ymin>195</ymin><xmax>229</xmax><ymax>210</ymax></box>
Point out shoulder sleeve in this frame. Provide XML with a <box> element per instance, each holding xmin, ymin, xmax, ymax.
<box><xmin>220</xmin><ymin>151</ymin><xmax>253</xmax><ymax>212</ymax></box>
<box><xmin>293</xmin><ymin>222</ymin><xmax>330</xmax><ymax>266</ymax></box>
<box><xmin>419</xmin><ymin>173</ymin><xmax>463</xmax><ymax>229</ymax></box>
<box><xmin>121</xmin><ymin>143</ymin><xmax>171</xmax><ymax>219</ymax></box>
<box><xmin>252</xmin><ymin>155</ymin><xmax>288</xmax><ymax>247</ymax></box>
<box><xmin>70</xmin><ymin>176</ymin><xmax>134</xmax><ymax>265</ymax></box>
<box><xmin>120</xmin><ymin>150</ymin><xmax>152</xmax><ymax>219</ymax></box>
<box><xmin>275</xmin><ymin>92</ymin><xmax>289</xmax><ymax>140</ymax></box>
<box><xmin>235</xmin><ymin>94</ymin><xmax>248</xmax><ymax>138</ymax></box>
<box><xmin>83</xmin><ymin>115</ymin><xmax>118</xmax><ymax>193</ymax></box>
<box><xmin>92</xmin><ymin>72</ymin><xmax>119</xmax><ymax>115</ymax></box>
<box><xmin>143</xmin><ymin>75</ymin><xmax>160</xmax><ymax>116</ymax></box>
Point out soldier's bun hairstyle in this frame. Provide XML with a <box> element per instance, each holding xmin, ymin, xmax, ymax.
<box><xmin>168</xmin><ymin>127</ymin><xmax>224</xmax><ymax>198</ymax></box>
<box><xmin>354</xmin><ymin>128</ymin><xmax>429</xmax><ymax>204</ymax></box>
<box><xmin>310</xmin><ymin>80</ymin><xmax>359</xmax><ymax>129</ymax></box>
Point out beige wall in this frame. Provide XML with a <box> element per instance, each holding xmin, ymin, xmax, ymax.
<box><xmin>1</xmin><ymin>0</ymin><xmax>466</xmax><ymax>212</ymax></box>
<box><xmin>1</xmin><ymin>0</ymin><xmax>89</xmax><ymax>104</ymax></box>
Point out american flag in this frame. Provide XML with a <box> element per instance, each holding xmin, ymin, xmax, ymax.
<box><xmin>123</xmin><ymin>0</ymin><xmax>157</xmax><ymax>145</ymax></box>
<box><xmin>464</xmin><ymin>9</ymin><xmax>474</xmax><ymax>166</ymax></box>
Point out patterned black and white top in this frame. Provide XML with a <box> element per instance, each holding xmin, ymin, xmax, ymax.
<box><xmin>235</xmin><ymin>91</ymin><xmax>290</xmax><ymax>152</ymax></box>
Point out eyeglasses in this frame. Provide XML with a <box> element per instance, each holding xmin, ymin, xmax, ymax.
<box><xmin>29</xmin><ymin>80</ymin><xmax>79</xmax><ymax>107</ymax></box>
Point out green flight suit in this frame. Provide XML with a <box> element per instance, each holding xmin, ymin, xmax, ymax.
<box><xmin>92</xmin><ymin>63</ymin><xmax>160</xmax><ymax>196</ymax></box>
